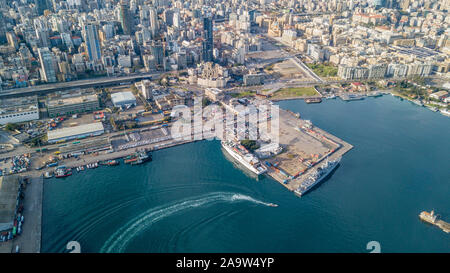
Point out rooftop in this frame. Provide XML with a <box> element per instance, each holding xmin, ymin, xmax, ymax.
<box><xmin>0</xmin><ymin>96</ymin><xmax>38</xmax><ymax>115</ymax></box>
<box><xmin>0</xmin><ymin>175</ymin><xmax>20</xmax><ymax>226</ymax></box>
<box><xmin>47</xmin><ymin>122</ymin><xmax>104</xmax><ymax>142</ymax></box>
<box><xmin>47</xmin><ymin>94</ymin><xmax>98</xmax><ymax>108</ymax></box>
<box><xmin>111</xmin><ymin>91</ymin><xmax>136</xmax><ymax>103</ymax></box>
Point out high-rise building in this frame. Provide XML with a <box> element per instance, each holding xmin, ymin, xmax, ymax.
<box><xmin>38</xmin><ymin>47</ymin><xmax>57</xmax><ymax>83</ymax></box>
<box><xmin>0</xmin><ymin>12</ymin><xmax>7</xmax><ymax>43</ymax></box>
<box><xmin>119</xmin><ymin>1</ymin><xmax>134</xmax><ymax>35</ymax></box>
<box><xmin>83</xmin><ymin>24</ymin><xmax>102</xmax><ymax>61</ymax></box>
<box><xmin>149</xmin><ymin>7</ymin><xmax>159</xmax><ymax>37</ymax></box>
<box><xmin>6</xmin><ymin>32</ymin><xmax>18</xmax><ymax>49</ymax></box>
<box><xmin>35</xmin><ymin>0</ymin><xmax>49</xmax><ymax>16</ymax></box>
<box><xmin>371</xmin><ymin>0</ymin><xmax>385</xmax><ymax>8</ymax></box>
<box><xmin>36</xmin><ymin>28</ymin><xmax>50</xmax><ymax>48</ymax></box>
<box><xmin>202</xmin><ymin>16</ymin><xmax>214</xmax><ymax>62</ymax></box>
<box><xmin>151</xmin><ymin>41</ymin><xmax>164</xmax><ymax>70</ymax></box>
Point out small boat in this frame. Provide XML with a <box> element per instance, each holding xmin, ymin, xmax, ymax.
<box><xmin>100</xmin><ymin>159</ymin><xmax>119</xmax><ymax>166</ymax></box>
<box><xmin>267</xmin><ymin>203</ymin><xmax>278</xmax><ymax>207</ymax></box>
<box><xmin>130</xmin><ymin>152</ymin><xmax>152</xmax><ymax>165</ymax></box>
<box><xmin>54</xmin><ymin>168</ymin><xmax>72</xmax><ymax>178</ymax></box>
<box><xmin>43</xmin><ymin>172</ymin><xmax>53</xmax><ymax>179</ymax></box>
<box><xmin>305</xmin><ymin>97</ymin><xmax>322</xmax><ymax>104</ymax></box>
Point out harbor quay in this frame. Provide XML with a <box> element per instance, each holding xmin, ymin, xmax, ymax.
<box><xmin>263</xmin><ymin>109</ymin><xmax>353</xmax><ymax>192</ymax></box>
<box><xmin>0</xmin><ymin>97</ymin><xmax>354</xmax><ymax>253</ymax></box>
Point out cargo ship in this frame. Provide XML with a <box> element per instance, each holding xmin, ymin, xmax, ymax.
<box><xmin>294</xmin><ymin>157</ymin><xmax>341</xmax><ymax>197</ymax></box>
<box><xmin>221</xmin><ymin>140</ymin><xmax>267</xmax><ymax>175</ymax></box>
<box><xmin>419</xmin><ymin>210</ymin><xmax>450</xmax><ymax>234</ymax></box>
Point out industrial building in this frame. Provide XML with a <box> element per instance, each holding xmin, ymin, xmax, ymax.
<box><xmin>47</xmin><ymin>93</ymin><xmax>100</xmax><ymax>117</ymax></box>
<box><xmin>0</xmin><ymin>96</ymin><xmax>39</xmax><ymax>125</ymax></box>
<box><xmin>47</xmin><ymin>122</ymin><xmax>105</xmax><ymax>143</ymax></box>
<box><xmin>58</xmin><ymin>137</ymin><xmax>111</xmax><ymax>155</ymax></box>
<box><xmin>111</xmin><ymin>91</ymin><xmax>137</xmax><ymax>107</ymax></box>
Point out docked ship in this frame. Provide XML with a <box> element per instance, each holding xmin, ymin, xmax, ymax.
<box><xmin>294</xmin><ymin>157</ymin><xmax>341</xmax><ymax>197</ymax></box>
<box><xmin>221</xmin><ymin>140</ymin><xmax>267</xmax><ymax>175</ymax></box>
<box><xmin>341</xmin><ymin>94</ymin><xmax>365</xmax><ymax>101</ymax></box>
<box><xmin>124</xmin><ymin>151</ymin><xmax>152</xmax><ymax>165</ymax></box>
<box><xmin>100</xmin><ymin>159</ymin><xmax>120</xmax><ymax>166</ymax></box>
<box><xmin>54</xmin><ymin>167</ymin><xmax>72</xmax><ymax>178</ymax></box>
<box><xmin>305</xmin><ymin>97</ymin><xmax>322</xmax><ymax>104</ymax></box>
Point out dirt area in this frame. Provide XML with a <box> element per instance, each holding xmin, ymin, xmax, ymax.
<box><xmin>275</xmin><ymin>60</ymin><xmax>313</xmax><ymax>80</ymax></box>
<box><xmin>266</xmin><ymin>109</ymin><xmax>331</xmax><ymax>178</ymax></box>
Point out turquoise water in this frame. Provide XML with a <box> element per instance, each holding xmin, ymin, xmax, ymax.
<box><xmin>42</xmin><ymin>96</ymin><xmax>450</xmax><ymax>253</ymax></box>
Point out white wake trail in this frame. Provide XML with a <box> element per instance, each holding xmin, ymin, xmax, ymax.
<box><xmin>100</xmin><ymin>192</ymin><xmax>271</xmax><ymax>253</ymax></box>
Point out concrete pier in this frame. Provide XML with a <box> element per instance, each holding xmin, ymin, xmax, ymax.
<box><xmin>13</xmin><ymin>176</ymin><xmax>43</xmax><ymax>253</ymax></box>
<box><xmin>264</xmin><ymin>108</ymin><xmax>353</xmax><ymax>194</ymax></box>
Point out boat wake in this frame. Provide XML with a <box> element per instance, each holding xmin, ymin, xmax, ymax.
<box><xmin>100</xmin><ymin>192</ymin><xmax>272</xmax><ymax>253</ymax></box>
<box><xmin>230</xmin><ymin>193</ymin><xmax>273</xmax><ymax>206</ymax></box>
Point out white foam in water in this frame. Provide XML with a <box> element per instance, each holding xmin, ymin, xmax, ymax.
<box><xmin>230</xmin><ymin>194</ymin><xmax>272</xmax><ymax>206</ymax></box>
<box><xmin>100</xmin><ymin>192</ymin><xmax>271</xmax><ymax>253</ymax></box>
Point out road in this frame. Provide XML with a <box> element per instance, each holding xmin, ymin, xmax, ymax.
<box><xmin>0</xmin><ymin>72</ymin><xmax>164</xmax><ymax>98</ymax></box>
<box><xmin>12</xmin><ymin>175</ymin><xmax>43</xmax><ymax>253</ymax></box>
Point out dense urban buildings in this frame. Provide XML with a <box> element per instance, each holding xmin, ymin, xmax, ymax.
<box><xmin>0</xmin><ymin>0</ymin><xmax>447</xmax><ymax>90</ymax></box>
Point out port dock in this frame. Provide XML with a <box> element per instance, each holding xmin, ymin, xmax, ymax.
<box><xmin>264</xmin><ymin>108</ymin><xmax>353</xmax><ymax>194</ymax></box>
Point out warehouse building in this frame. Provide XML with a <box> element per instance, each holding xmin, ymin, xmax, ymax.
<box><xmin>0</xmin><ymin>96</ymin><xmax>39</xmax><ymax>125</ymax></box>
<box><xmin>58</xmin><ymin>137</ymin><xmax>111</xmax><ymax>155</ymax></box>
<box><xmin>47</xmin><ymin>93</ymin><xmax>100</xmax><ymax>117</ymax></box>
<box><xmin>47</xmin><ymin>122</ymin><xmax>104</xmax><ymax>143</ymax></box>
<box><xmin>0</xmin><ymin>175</ymin><xmax>20</xmax><ymax>233</ymax></box>
<box><xmin>111</xmin><ymin>91</ymin><xmax>136</xmax><ymax>107</ymax></box>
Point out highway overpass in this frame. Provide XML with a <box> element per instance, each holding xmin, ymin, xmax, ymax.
<box><xmin>0</xmin><ymin>72</ymin><xmax>163</xmax><ymax>99</ymax></box>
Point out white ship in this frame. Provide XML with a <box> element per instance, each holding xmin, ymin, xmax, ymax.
<box><xmin>294</xmin><ymin>157</ymin><xmax>341</xmax><ymax>197</ymax></box>
<box><xmin>221</xmin><ymin>140</ymin><xmax>267</xmax><ymax>175</ymax></box>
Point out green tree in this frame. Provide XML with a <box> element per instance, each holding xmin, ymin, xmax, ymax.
<box><xmin>5</xmin><ymin>123</ymin><xmax>20</xmax><ymax>131</ymax></box>
<box><xmin>240</xmin><ymin>139</ymin><xmax>260</xmax><ymax>152</ymax></box>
